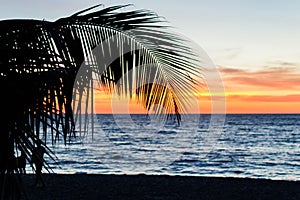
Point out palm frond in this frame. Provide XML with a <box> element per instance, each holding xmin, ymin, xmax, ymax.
<box><xmin>62</xmin><ymin>4</ymin><xmax>202</xmax><ymax>125</ymax></box>
<box><xmin>0</xmin><ymin>4</ymin><xmax>203</xmax><ymax>180</ymax></box>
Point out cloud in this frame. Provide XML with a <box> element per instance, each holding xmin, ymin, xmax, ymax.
<box><xmin>218</xmin><ymin>65</ymin><xmax>300</xmax><ymax>90</ymax></box>
<box><xmin>222</xmin><ymin>47</ymin><xmax>243</xmax><ymax>60</ymax></box>
<box><xmin>267</xmin><ymin>60</ymin><xmax>298</xmax><ymax>67</ymax></box>
<box><xmin>228</xmin><ymin>94</ymin><xmax>300</xmax><ymax>102</ymax></box>
<box><xmin>217</xmin><ymin>66</ymin><xmax>244</xmax><ymax>74</ymax></box>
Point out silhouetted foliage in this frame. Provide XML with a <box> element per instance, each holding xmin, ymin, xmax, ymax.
<box><xmin>0</xmin><ymin>4</ymin><xmax>201</xmax><ymax>199</ymax></box>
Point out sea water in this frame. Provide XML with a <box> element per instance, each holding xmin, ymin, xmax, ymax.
<box><xmin>28</xmin><ymin>114</ymin><xmax>300</xmax><ymax>181</ymax></box>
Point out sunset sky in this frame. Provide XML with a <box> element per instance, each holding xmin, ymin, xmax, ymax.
<box><xmin>1</xmin><ymin>0</ymin><xmax>299</xmax><ymax>113</ymax></box>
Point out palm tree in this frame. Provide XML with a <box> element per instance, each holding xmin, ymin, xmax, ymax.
<box><xmin>0</xmin><ymin>4</ymin><xmax>201</xmax><ymax>199</ymax></box>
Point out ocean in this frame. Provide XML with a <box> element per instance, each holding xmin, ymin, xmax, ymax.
<box><xmin>31</xmin><ymin>114</ymin><xmax>300</xmax><ymax>181</ymax></box>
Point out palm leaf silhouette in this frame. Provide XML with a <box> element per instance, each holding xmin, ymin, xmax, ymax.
<box><xmin>0</xmin><ymin>4</ymin><xmax>202</xmax><ymax>199</ymax></box>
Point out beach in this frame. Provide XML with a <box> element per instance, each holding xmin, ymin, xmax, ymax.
<box><xmin>19</xmin><ymin>174</ymin><xmax>300</xmax><ymax>200</ymax></box>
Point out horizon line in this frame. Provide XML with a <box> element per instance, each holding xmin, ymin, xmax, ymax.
<box><xmin>92</xmin><ymin>113</ymin><xmax>300</xmax><ymax>115</ymax></box>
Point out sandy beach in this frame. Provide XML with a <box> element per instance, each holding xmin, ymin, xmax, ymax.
<box><xmin>18</xmin><ymin>174</ymin><xmax>300</xmax><ymax>200</ymax></box>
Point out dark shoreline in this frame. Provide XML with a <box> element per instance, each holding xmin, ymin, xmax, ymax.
<box><xmin>19</xmin><ymin>174</ymin><xmax>300</xmax><ymax>200</ymax></box>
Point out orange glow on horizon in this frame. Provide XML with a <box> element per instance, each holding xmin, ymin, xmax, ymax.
<box><xmin>93</xmin><ymin>65</ymin><xmax>300</xmax><ymax>114</ymax></box>
<box><xmin>94</xmin><ymin>92</ymin><xmax>300</xmax><ymax>114</ymax></box>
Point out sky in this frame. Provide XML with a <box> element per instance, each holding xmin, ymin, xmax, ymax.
<box><xmin>1</xmin><ymin>0</ymin><xmax>300</xmax><ymax>113</ymax></box>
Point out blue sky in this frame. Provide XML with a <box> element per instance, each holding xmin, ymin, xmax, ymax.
<box><xmin>1</xmin><ymin>0</ymin><xmax>300</xmax><ymax>113</ymax></box>
<box><xmin>1</xmin><ymin>0</ymin><xmax>299</xmax><ymax>70</ymax></box>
